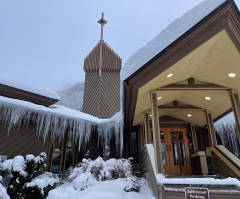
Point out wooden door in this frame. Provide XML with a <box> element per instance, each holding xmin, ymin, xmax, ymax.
<box><xmin>160</xmin><ymin>128</ymin><xmax>192</xmax><ymax>176</ymax></box>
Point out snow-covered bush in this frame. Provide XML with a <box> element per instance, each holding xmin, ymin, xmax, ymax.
<box><xmin>124</xmin><ymin>175</ymin><xmax>145</xmax><ymax>192</ymax></box>
<box><xmin>68</xmin><ymin>157</ymin><xmax>132</xmax><ymax>191</ymax></box>
<box><xmin>0</xmin><ymin>153</ymin><xmax>60</xmax><ymax>199</ymax></box>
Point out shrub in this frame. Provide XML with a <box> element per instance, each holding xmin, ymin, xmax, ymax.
<box><xmin>0</xmin><ymin>153</ymin><xmax>59</xmax><ymax>199</ymax></box>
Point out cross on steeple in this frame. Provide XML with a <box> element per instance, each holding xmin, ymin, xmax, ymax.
<box><xmin>98</xmin><ymin>12</ymin><xmax>107</xmax><ymax>41</ymax></box>
<box><xmin>98</xmin><ymin>12</ymin><xmax>107</xmax><ymax>77</ymax></box>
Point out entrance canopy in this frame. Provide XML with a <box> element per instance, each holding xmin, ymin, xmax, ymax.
<box><xmin>123</xmin><ymin>0</ymin><xmax>240</xmax><ymax>128</ymax></box>
<box><xmin>134</xmin><ymin>30</ymin><xmax>238</xmax><ymax>127</ymax></box>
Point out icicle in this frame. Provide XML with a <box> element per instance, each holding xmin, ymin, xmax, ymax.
<box><xmin>0</xmin><ymin>96</ymin><xmax>123</xmax><ymax>155</ymax></box>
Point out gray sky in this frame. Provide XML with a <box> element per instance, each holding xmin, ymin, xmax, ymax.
<box><xmin>1</xmin><ymin>0</ymin><xmax>240</xmax><ymax>91</ymax></box>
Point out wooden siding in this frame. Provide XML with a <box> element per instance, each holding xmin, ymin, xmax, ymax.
<box><xmin>82</xmin><ymin>72</ymin><xmax>100</xmax><ymax>117</ymax></box>
<box><xmin>99</xmin><ymin>71</ymin><xmax>120</xmax><ymax>118</ymax></box>
<box><xmin>84</xmin><ymin>41</ymin><xmax>121</xmax><ymax>72</ymax></box>
<box><xmin>0</xmin><ymin>123</ymin><xmax>52</xmax><ymax>168</ymax></box>
<box><xmin>83</xmin><ymin>71</ymin><xmax>120</xmax><ymax>119</ymax></box>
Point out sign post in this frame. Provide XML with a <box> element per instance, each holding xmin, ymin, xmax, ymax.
<box><xmin>185</xmin><ymin>187</ymin><xmax>210</xmax><ymax>199</ymax></box>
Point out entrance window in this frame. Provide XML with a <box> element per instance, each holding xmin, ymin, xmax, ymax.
<box><xmin>50</xmin><ymin>133</ymin><xmax>80</xmax><ymax>174</ymax></box>
<box><xmin>172</xmin><ymin>142</ymin><xmax>179</xmax><ymax>165</ymax></box>
<box><xmin>51</xmin><ymin>138</ymin><xmax>64</xmax><ymax>174</ymax></box>
<box><xmin>180</xmin><ymin>142</ymin><xmax>187</xmax><ymax>165</ymax></box>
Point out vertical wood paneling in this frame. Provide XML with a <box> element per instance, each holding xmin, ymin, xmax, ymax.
<box><xmin>0</xmin><ymin>123</ymin><xmax>51</xmax><ymax>163</ymax></box>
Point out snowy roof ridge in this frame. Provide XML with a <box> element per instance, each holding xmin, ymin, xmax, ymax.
<box><xmin>0</xmin><ymin>95</ymin><xmax>123</xmax><ymax>152</ymax></box>
<box><xmin>122</xmin><ymin>0</ymin><xmax>226</xmax><ymax>80</ymax></box>
<box><xmin>0</xmin><ymin>76</ymin><xmax>60</xmax><ymax>101</ymax></box>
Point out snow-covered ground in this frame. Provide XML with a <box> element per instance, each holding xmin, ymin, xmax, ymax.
<box><xmin>47</xmin><ymin>178</ymin><xmax>155</xmax><ymax>199</ymax></box>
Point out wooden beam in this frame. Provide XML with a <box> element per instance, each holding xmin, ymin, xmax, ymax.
<box><xmin>229</xmin><ymin>89</ymin><xmax>240</xmax><ymax>144</ymax></box>
<box><xmin>188</xmin><ymin>78</ymin><xmax>195</xmax><ymax>85</ymax></box>
<box><xmin>173</xmin><ymin>100</ymin><xmax>179</xmax><ymax>106</ymax></box>
<box><xmin>157</xmin><ymin>83</ymin><xmax>229</xmax><ymax>90</ymax></box>
<box><xmin>150</xmin><ymin>89</ymin><xmax>162</xmax><ymax>174</ymax></box>
<box><xmin>205</xmin><ymin>110</ymin><xmax>217</xmax><ymax>146</ymax></box>
<box><xmin>190</xmin><ymin>124</ymin><xmax>198</xmax><ymax>153</ymax></box>
<box><xmin>158</xmin><ymin>105</ymin><xmax>205</xmax><ymax>111</ymax></box>
<box><xmin>144</xmin><ymin>111</ymin><xmax>151</xmax><ymax>144</ymax></box>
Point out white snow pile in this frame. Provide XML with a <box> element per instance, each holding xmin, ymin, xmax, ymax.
<box><xmin>47</xmin><ymin>157</ymin><xmax>155</xmax><ymax>199</ymax></box>
<box><xmin>0</xmin><ymin>76</ymin><xmax>60</xmax><ymax>100</ymax></box>
<box><xmin>122</xmin><ymin>0</ymin><xmax>225</xmax><ymax>80</ymax></box>
<box><xmin>0</xmin><ymin>95</ymin><xmax>123</xmax><ymax>153</ymax></box>
<box><xmin>0</xmin><ymin>179</ymin><xmax>10</xmax><ymax>199</ymax></box>
<box><xmin>12</xmin><ymin>156</ymin><xmax>27</xmax><ymax>176</ymax></box>
<box><xmin>47</xmin><ymin>178</ymin><xmax>155</xmax><ymax>199</ymax></box>
<box><xmin>26</xmin><ymin>172</ymin><xmax>60</xmax><ymax>192</ymax></box>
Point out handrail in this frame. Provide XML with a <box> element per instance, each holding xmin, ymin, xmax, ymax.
<box><xmin>140</xmin><ymin>144</ymin><xmax>159</xmax><ymax>198</ymax></box>
<box><xmin>208</xmin><ymin>145</ymin><xmax>240</xmax><ymax>178</ymax></box>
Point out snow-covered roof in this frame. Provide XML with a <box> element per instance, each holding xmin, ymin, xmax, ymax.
<box><xmin>0</xmin><ymin>76</ymin><xmax>60</xmax><ymax>100</ymax></box>
<box><xmin>122</xmin><ymin>0</ymin><xmax>226</xmax><ymax>80</ymax></box>
<box><xmin>0</xmin><ymin>95</ymin><xmax>123</xmax><ymax>152</ymax></box>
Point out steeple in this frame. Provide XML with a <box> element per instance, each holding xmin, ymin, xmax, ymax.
<box><xmin>82</xmin><ymin>12</ymin><xmax>122</xmax><ymax>119</ymax></box>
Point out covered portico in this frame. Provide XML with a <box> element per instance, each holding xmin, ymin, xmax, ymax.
<box><xmin>123</xmin><ymin>0</ymin><xmax>240</xmax><ymax>178</ymax></box>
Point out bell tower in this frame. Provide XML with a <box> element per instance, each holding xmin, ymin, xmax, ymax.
<box><xmin>82</xmin><ymin>13</ymin><xmax>122</xmax><ymax>119</ymax></box>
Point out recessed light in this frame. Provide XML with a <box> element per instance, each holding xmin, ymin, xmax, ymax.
<box><xmin>167</xmin><ymin>74</ymin><xmax>173</xmax><ymax>78</ymax></box>
<box><xmin>187</xmin><ymin>114</ymin><xmax>192</xmax><ymax>117</ymax></box>
<box><xmin>228</xmin><ymin>73</ymin><xmax>236</xmax><ymax>78</ymax></box>
<box><xmin>157</xmin><ymin>97</ymin><xmax>162</xmax><ymax>100</ymax></box>
<box><xmin>150</xmin><ymin>115</ymin><xmax>152</xmax><ymax>117</ymax></box>
<box><xmin>205</xmin><ymin>97</ymin><xmax>211</xmax><ymax>100</ymax></box>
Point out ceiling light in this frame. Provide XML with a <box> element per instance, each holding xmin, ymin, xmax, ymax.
<box><xmin>167</xmin><ymin>74</ymin><xmax>173</xmax><ymax>78</ymax></box>
<box><xmin>157</xmin><ymin>97</ymin><xmax>162</xmax><ymax>100</ymax></box>
<box><xmin>205</xmin><ymin>97</ymin><xmax>211</xmax><ymax>100</ymax></box>
<box><xmin>228</xmin><ymin>73</ymin><xmax>236</xmax><ymax>78</ymax></box>
<box><xmin>150</xmin><ymin>115</ymin><xmax>152</xmax><ymax>117</ymax></box>
<box><xmin>187</xmin><ymin>114</ymin><xmax>192</xmax><ymax>117</ymax></box>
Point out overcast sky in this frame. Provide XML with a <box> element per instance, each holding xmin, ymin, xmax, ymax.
<box><xmin>1</xmin><ymin>0</ymin><xmax>240</xmax><ymax>91</ymax></box>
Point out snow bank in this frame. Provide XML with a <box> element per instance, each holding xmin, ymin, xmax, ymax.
<box><xmin>122</xmin><ymin>0</ymin><xmax>225</xmax><ymax>80</ymax></box>
<box><xmin>0</xmin><ymin>95</ymin><xmax>123</xmax><ymax>153</ymax></box>
<box><xmin>0</xmin><ymin>76</ymin><xmax>60</xmax><ymax>100</ymax></box>
<box><xmin>47</xmin><ymin>178</ymin><xmax>155</xmax><ymax>199</ymax></box>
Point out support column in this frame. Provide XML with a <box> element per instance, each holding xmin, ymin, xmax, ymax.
<box><xmin>190</xmin><ymin>124</ymin><xmax>198</xmax><ymax>152</ymax></box>
<box><xmin>205</xmin><ymin>110</ymin><xmax>217</xmax><ymax>146</ymax></box>
<box><xmin>144</xmin><ymin>111</ymin><xmax>151</xmax><ymax>144</ymax></box>
<box><xmin>140</xmin><ymin>123</ymin><xmax>144</xmax><ymax>150</ymax></box>
<box><xmin>229</xmin><ymin>89</ymin><xmax>240</xmax><ymax>144</ymax></box>
<box><xmin>150</xmin><ymin>89</ymin><xmax>162</xmax><ymax>174</ymax></box>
